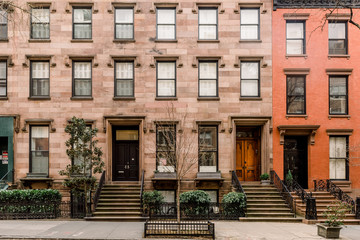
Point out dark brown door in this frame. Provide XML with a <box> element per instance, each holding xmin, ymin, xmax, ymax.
<box><xmin>236</xmin><ymin>139</ymin><xmax>259</xmax><ymax>181</ymax></box>
<box><xmin>112</xmin><ymin>127</ymin><xmax>139</xmax><ymax>181</ymax></box>
<box><xmin>284</xmin><ymin>136</ymin><xmax>308</xmax><ymax>189</ymax></box>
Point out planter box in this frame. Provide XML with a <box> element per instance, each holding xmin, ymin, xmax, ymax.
<box><xmin>317</xmin><ymin>224</ymin><xmax>342</xmax><ymax>239</ymax></box>
<box><xmin>261</xmin><ymin>180</ymin><xmax>271</xmax><ymax>185</ymax></box>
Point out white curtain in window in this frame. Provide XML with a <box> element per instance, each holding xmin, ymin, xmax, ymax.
<box><xmin>157</xmin><ymin>9</ymin><xmax>175</xmax><ymax>24</ymax></box>
<box><xmin>199</xmin><ymin>26</ymin><xmax>217</xmax><ymax>39</ymax></box>
<box><xmin>329</xmin><ymin>137</ymin><xmax>347</xmax><ymax>179</ymax></box>
<box><xmin>241</xmin><ymin>62</ymin><xmax>258</xmax><ymax>79</ymax></box>
<box><xmin>286</xmin><ymin>23</ymin><xmax>303</xmax><ymax>39</ymax></box>
<box><xmin>241</xmin><ymin>26</ymin><xmax>258</xmax><ymax>39</ymax></box>
<box><xmin>199</xmin><ymin>80</ymin><xmax>216</xmax><ymax>96</ymax></box>
<box><xmin>116</xmin><ymin>62</ymin><xmax>133</xmax><ymax>79</ymax></box>
<box><xmin>32</xmin><ymin>62</ymin><xmax>49</xmax><ymax>78</ymax></box>
<box><xmin>32</xmin><ymin>9</ymin><xmax>49</xmax><ymax>23</ymax></box>
<box><xmin>117</xmin><ymin>80</ymin><xmax>133</xmax><ymax>96</ymax></box>
<box><xmin>241</xmin><ymin>9</ymin><xmax>258</xmax><ymax>24</ymax></box>
<box><xmin>74</xmin><ymin>9</ymin><xmax>91</xmax><ymax>23</ymax></box>
<box><xmin>116</xmin><ymin>25</ymin><xmax>133</xmax><ymax>39</ymax></box>
<box><xmin>199</xmin><ymin>62</ymin><xmax>217</xmax><ymax>79</ymax></box>
<box><xmin>286</xmin><ymin>40</ymin><xmax>303</xmax><ymax>54</ymax></box>
<box><xmin>157</xmin><ymin>25</ymin><xmax>175</xmax><ymax>39</ymax></box>
<box><xmin>158</xmin><ymin>62</ymin><xmax>175</xmax><ymax>79</ymax></box>
<box><xmin>116</xmin><ymin>9</ymin><xmax>133</xmax><ymax>23</ymax></box>
<box><xmin>158</xmin><ymin>80</ymin><xmax>175</xmax><ymax>96</ymax></box>
<box><xmin>0</xmin><ymin>62</ymin><xmax>5</xmax><ymax>78</ymax></box>
<box><xmin>241</xmin><ymin>80</ymin><xmax>258</xmax><ymax>96</ymax></box>
<box><xmin>329</xmin><ymin>23</ymin><xmax>345</xmax><ymax>39</ymax></box>
<box><xmin>31</xmin><ymin>126</ymin><xmax>49</xmax><ymax>151</ymax></box>
<box><xmin>75</xmin><ymin>80</ymin><xmax>91</xmax><ymax>95</ymax></box>
<box><xmin>75</xmin><ymin>62</ymin><xmax>91</xmax><ymax>78</ymax></box>
<box><xmin>199</xmin><ymin>9</ymin><xmax>217</xmax><ymax>24</ymax></box>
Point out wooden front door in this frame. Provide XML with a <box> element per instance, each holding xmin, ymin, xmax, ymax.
<box><xmin>284</xmin><ymin>136</ymin><xmax>308</xmax><ymax>189</ymax></box>
<box><xmin>112</xmin><ymin>127</ymin><xmax>139</xmax><ymax>181</ymax></box>
<box><xmin>236</xmin><ymin>139</ymin><xmax>259</xmax><ymax>181</ymax></box>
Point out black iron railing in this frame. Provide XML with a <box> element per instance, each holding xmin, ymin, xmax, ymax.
<box><xmin>314</xmin><ymin>179</ymin><xmax>355</xmax><ymax>214</ymax></box>
<box><xmin>0</xmin><ymin>169</ymin><xmax>14</xmax><ymax>189</ymax></box>
<box><xmin>93</xmin><ymin>170</ymin><xmax>106</xmax><ymax>211</ymax></box>
<box><xmin>356</xmin><ymin>197</ymin><xmax>360</xmax><ymax>219</ymax></box>
<box><xmin>144</xmin><ymin>220</ymin><xmax>215</xmax><ymax>239</ymax></box>
<box><xmin>273</xmin><ymin>0</ymin><xmax>360</xmax><ymax>10</ymax></box>
<box><xmin>146</xmin><ymin>202</ymin><xmax>245</xmax><ymax>220</ymax></box>
<box><xmin>231</xmin><ymin>170</ymin><xmax>247</xmax><ymax>215</ymax></box>
<box><xmin>270</xmin><ymin>170</ymin><xmax>296</xmax><ymax>217</ymax></box>
<box><xmin>140</xmin><ymin>170</ymin><xmax>145</xmax><ymax>211</ymax></box>
<box><xmin>289</xmin><ymin>180</ymin><xmax>317</xmax><ymax>220</ymax></box>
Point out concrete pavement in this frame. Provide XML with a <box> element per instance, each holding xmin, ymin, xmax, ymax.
<box><xmin>0</xmin><ymin>220</ymin><xmax>359</xmax><ymax>239</ymax></box>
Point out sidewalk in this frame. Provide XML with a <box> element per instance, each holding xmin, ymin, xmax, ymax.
<box><xmin>0</xmin><ymin>220</ymin><xmax>359</xmax><ymax>240</ymax></box>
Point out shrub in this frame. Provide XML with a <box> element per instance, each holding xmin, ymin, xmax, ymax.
<box><xmin>221</xmin><ymin>192</ymin><xmax>246</xmax><ymax>217</ymax></box>
<box><xmin>324</xmin><ymin>201</ymin><xmax>352</xmax><ymax>227</ymax></box>
<box><xmin>260</xmin><ymin>173</ymin><xmax>270</xmax><ymax>180</ymax></box>
<box><xmin>286</xmin><ymin>170</ymin><xmax>293</xmax><ymax>188</ymax></box>
<box><xmin>180</xmin><ymin>190</ymin><xmax>211</xmax><ymax>216</ymax></box>
<box><xmin>142</xmin><ymin>191</ymin><xmax>164</xmax><ymax>209</ymax></box>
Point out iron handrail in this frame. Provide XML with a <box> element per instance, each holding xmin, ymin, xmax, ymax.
<box><xmin>270</xmin><ymin>170</ymin><xmax>296</xmax><ymax>217</ymax></box>
<box><xmin>93</xmin><ymin>170</ymin><xmax>105</xmax><ymax>211</ymax></box>
<box><xmin>0</xmin><ymin>169</ymin><xmax>14</xmax><ymax>185</ymax></box>
<box><xmin>290</xmin><ymin>180</ymin><xmax>312</xmax><ymax>203</ymax></box>
<box><xmin>140</xmin><ymin>170</ymin><xmax>145</xmax><ymax>211</ymax></box>
<box><xmin>289</xmin><ymin>179</ymin><xmax>317</xmax><ymax>220</ymax></box>
<box><xmin>231</xmin><ymin>170</ymin><xmax>247</xmax><ymax>215</ymax></box>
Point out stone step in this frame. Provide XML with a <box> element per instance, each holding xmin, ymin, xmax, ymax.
<box><xmin>97</xmin><ymin>202</ymin><xmax>140</xmax><ymax>206</ymax></box>
<box><xmin>103</xmin><ymin>184</ymin><xmax>140</xmax><ymax>189</ymax></box>
<box><xmin>247</xmin><ymin>199</ymin><xmax>286</xmax><ymax>204</ymax></box>
<box><xmin>98</xmin><ymin>198</ymin><xmax>140</xmax><ymax>203</ymax></box>
<box><xmin>85</xmin><ymin>216</ymin><xmax>147</xmax><ymax>222</ymax></box>
<box><xmin>247</xmin><ymin>203</ymin><xmax>289</xmax><ymax>208</ymax></box>
<box><xmin>247</xmin><ymin>208</ymin><xmax>292</xmax><ymax>213</ymax></box>
<box><xmin>246</xmin><ymin>195</ymin><xmax>284</xmax><ymax>200</ymax></box>
<box><xmin>246</xmin><ymin>213</ymin><xmax>295</xmax><ymax>218</ymax></box>
<box><xmin>99</xmin><ymin>194</ymin><xmax>140</xmax><ymax>199</ymax></box>
<box><xmin>243</xmin><ymin>188</ymin><xmax>278</xmax><ymax>192</ymax></box>
<box><xmin>246</xmin><ymin>192</ymin><xmax>280</xmax><ymax>195</ymax></box>
<box><xmin>96</xmin><ymin>207</ymin><xmax>141</xmax><ymax>212</ymax></box>
<box><xmin>93</xmin><ymin>211</ymin><xmax>142</xmax><ymax>216</ymax></box>
<box><xmin>239</xmin><ymin>217</ymin><xmax>302</xmax><ymax>223</ymax></box>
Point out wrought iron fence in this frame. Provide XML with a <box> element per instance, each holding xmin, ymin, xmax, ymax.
<box><xmin>144</xmin><ymin>220</ymin><xmax>215</xmax><ymax>239</ymax></box>
<box><xmin>270</xmin><ymin>170</ymin><xmax>296</xmax><ymax>217</ymax></box>
<box><xmin>273</xmin><ymin>0</ymin><xmax>360</xmax><ymax>10</ymax></box>
<box><xmin>146</xmin><ymin>202</ymin><xmax>245</xmax><ymax>220</ymax></box>
<box><xmin>288</xmin><ymin>179</ymin><xmax>317</xmax><ymax>220</ymax></box>
<box><xmin>356</xmin><ymin>197</ymin><xmax>360</xmax><ymax>219</ymax></box>
<box><xmin>313</xmin><ymin>179</ymin><xmax>355</xmax><ymax>214</ymax></box>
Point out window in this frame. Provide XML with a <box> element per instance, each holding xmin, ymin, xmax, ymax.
<box><xmin>30</xmin><ymin>126</ymin><xmax>49</xmax><ymax>175</ymax></box>
<box><xmin>286</xmin><ymin>21</ymin><xmax>305</xmax><ymax>54</ymax></box>
<box><xmin>30</xmin><ymin>61</ymin><xmax>50</xmax><ymax>97</ymax></box>
<box><xmin>240</xmin><ymin>8</ymin><xmax>259</xmax><ymax>40</ymax></box>
<box><xmin>157</xmin><ymin>8</ymin><xmax>176</xmax><ymax>40</ymax></box>
<box><xmin>158</xmin><ymin>190</ymin><xmax>175</xmax><ymax>203</ymax></box>
<box><xmin>199</xmin><ymin>126</ymin><xmax>217</xmax><ymax>172</ymax></box>
<box><xmin>115</xmin><ymin>62</ymin><xmax>134</xmax><ymax>97</ymax></box>
<box><xmin>157</xmin><ymin>62</ymin><xmax>176</xmax><ymax>97</ymax></box>
<box><xmin>31</xmin><ymin>8</ymin><xmax>50</xmax><ymax>39</ymax></box>
<box><xmin>198</xmin><ymin>8</ymin><xmax>217</xmax><ymax>40</ymax></box>
<box><xmin>0</xmin><ymin>10</ymin><xmax>7</xmax><ymax>39</ymax></box>
<box><xmin>287</xmin><ymin>76</ymin><xmax>305</xmax><ymax>114</ymax></box>
<box><xmin>73</xmin><ymin>8</ymin><xmax>92</xmax><ymax>39</ymax></box>
<box><xmin>241</xmin><ymin>61</ymin><xmax>260</xmax><ymax>97</ymax></box>
<box><xmin>156</xmin><ymin>125</ymin><xmax>176</xmax><ymax>172</ymax></box>
<box><xmin>0</xmin><ymin>61</ymin><xmax>6</xmax><ymax>97</ymax></box>
<box><xmin>329</xmin><ymin>22</ymin><xmax>347</xmax><ymax>55</ymax></box>
<box><xmin>73</xmin><ymin>62</ymin><xmax>92</xmax><ymax>97</ymax></box>
<box><xmin>199</xmin><ymin>61</ymin><xmax>218</xmax><ymax>97</ymax></box>
<box><xmin>115</xmin><ymin>8</ymin><xmax>134</xmax><ymax>39</ymax></box>
<box><xmin>329</xmin><ymin>136</ymin><xmax>348</xmax><ymax>180</ymax></box>
<box><xmin>329</xmin><ymin>76</ymin><xmax>347</xmax><ymax>115</ymax></box>
<box><xmin>202</xmin><ymin>190</ymin><xmax>218</xmax><ymax>203</ymax></box>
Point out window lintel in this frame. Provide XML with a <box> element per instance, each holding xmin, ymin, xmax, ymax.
<box><xmin>236</xmin><ymin>56</ymin><xmax>264</xmax><ymax>68</ymax></box>
<box><xmin>66</xmin><ymin>2</ymin><xmax>97</xmax><ymax>13</ymax></box>
<box><xmin>326</xmin><ymin>69</ymin><xmax>352</xmax><ymax>75</ymax></box>
<box><xmin>109</xmin><ymin>2</ymin><xmax>139</xmax><ymax>14</ymax></box>
<box><xmin>109</xmin><ymin>56</ymin><xmax>139</xmax><ymax>68</ymax></box>
<box><xmin>193</xmin><ymin>2</ymin><xmax>223</xmax><ymax>14</ymax></box>
<box><xmin>196</xmin><ymin>120</ymin><xmax>221</xmax><ymax>125</ymax></box>
<box><xmin>284</xmin><ymin>68</ymin><xmax>310</xmax><ymax>75</ymax></box>
<box><xmin>26</xmin><ymin>55</ymin><xmax>53</xmax><ymax>60</ymax></box>
<box><xmin>27</xmin><ymin>2</ymin><xmax>52</xmax><ymax>8</ymax></box>
<box><xmin>326</xmin><ymin>13</ymin><xmax>350</xmax><ymax>21</ymax></box>
<box><xmin>283</xmin><ymin>13</ymin><xmax>310</xmax><ymax>20</ymax></box>
<box><xmin>22</xmin><ymin>119</ymin><xmax>56</xmax><ymax>133</ymax></box>
<box><xmin>326</xmin><ymin>129</ymin><xmax>353</xmax><ymax>136</ymax></box>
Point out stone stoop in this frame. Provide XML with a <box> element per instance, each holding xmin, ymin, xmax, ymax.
<box><xmin>239</xmin><ymin>182</ymin><xmax>303</xmax><ymax>223</ymax></box>
<box><xmin>85</xmin><ymin>183</ymin><xmax>147</xmax><ymax>221</ymax></box>
<box><xmin>292</xmin><ymin>191</ymin><xmax>360</xmax><ymax>225</ymax></box>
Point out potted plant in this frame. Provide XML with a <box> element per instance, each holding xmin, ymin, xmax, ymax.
<box><xmin>285</xmin><ymin>170</ymin><xmax>293</xmax><ymax>191</ymax></box>
<box><xmin>260</xmin><ymin>173</ymin><xmax>270</xmax><ymax>185</ymax></box>
<box><xmin>317</xmin><ymin>201</ymin><xmax>352</xmax><ymax>238</ymax></box>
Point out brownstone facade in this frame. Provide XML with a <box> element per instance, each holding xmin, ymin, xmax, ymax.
<box><xmin>0</xmin><ymin>0</ymin><xmax>272</xmax><ymax>200</ymax></box>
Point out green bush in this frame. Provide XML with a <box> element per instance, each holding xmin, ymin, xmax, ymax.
<box><xmin>180</xmin><ymin>190</ymin><xmax>211</xmax><ymax>215</ymax></box>
<box><xmin>260</xmin><ymin>173</ymin><xmax>270</xmax><ymax>180</ymax></box>
<box><xmin>142</xmin><ymin>191</ymin><xmax>164</xmax><ymax>209</ymax></box>
<box><xmin>286</xmin><ymin>170</ymin><xmax>293</xmax><ymax>187</ymax></box>
<box><xmin>221</xmin><ymin>192</ymin><xmax>246</xmax><ymax>216</ymax></box>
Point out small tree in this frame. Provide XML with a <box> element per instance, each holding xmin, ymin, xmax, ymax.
<box><xmin>59</xmin><ymin>116</ymin><xmax>104</xmax><ymax>216</ymax></box>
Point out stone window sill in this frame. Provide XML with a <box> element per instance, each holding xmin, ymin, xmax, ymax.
<box><xmin>155</xmin><ymin>40</ymin><xmax>178</xmax><ymax>43</ymax></box>
<box><xmin>28</xmin><ymin>39</ymin><xmax>51</xmax><ymax>43</ymax></box>
<box><xmin>0</xmin><ymin>39</ymin><xmax>9</xmax><ymax>42</ymax></box>
<box><xmin>71</xmin><ymin>39</ymin><xmax>93</xmax><ymax>43</ymax></box>
<box><xmin>286</xmin><ymin>54</ymin><xmax>308</xmax><ymax>59</ymax></box>
<box><xmin>28</xmin><ymin>96</ymin><xmax>51</xmax><ymax>100</ymax></box>
<box><xmin>328</xmin><ymin>115</ymin><xmax>351</xmax><ymax>119</ymax></box>
<box><xmin>197</xmin><ymin>40</ymin><xmax>220</xmax><ymax>43</ymax></box>
<box><xmin>197</xmin><ymin>97</ymin><xmax>220</xmax><ymax>101</ymax></box>
<box><xmin>70</xmin><ymin>96</ymin><xmax>93</xmax><ymax>101</ymax></box>
<box><xmin>239</xmin><ymin>40</ymin><xmax>262</xmax><ymax>43</ymax></box>
<box><xmin>113</xmin><ymin>97</ymin><xmax>136</xmax><ymax>101</ymax></box>
<box><xmin>113</xmin><ymin>39</ymin><xmax>135</xmax><ymax>43</ymax></box>
<box><xmin>328</xmin><ymin>55</ymin><xmax>350</xmax><ymax>59</ymax></box>
<box><xmin>0</xmin><ymin>97</ymin><xmax>8</xmax><ymax>100</ymax></box>
<box><xmin>240</xmin><ymin>97</ymin><xmax>262</xmax><ymax>101</ymax></box>
<box><xmin>286</xmin><ymin>114</ymin><xmax>308</xmax><ymax>119</ymax></box>
<box><xmin>155</xmin><ymin>97</ymin><xmax>178</xmax><ymax>101</ymax></box>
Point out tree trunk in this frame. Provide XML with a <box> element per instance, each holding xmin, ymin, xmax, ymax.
<box><xmin>177</xmin><ymin>179</ymin><xmax>181</xmax><ymax>223</ymax></box>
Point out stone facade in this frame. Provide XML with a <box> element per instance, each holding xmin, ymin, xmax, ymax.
<box><xmin>0</xmin><ymin>0</ymin><xmax>272</xmax><ymax>200</ymax></box>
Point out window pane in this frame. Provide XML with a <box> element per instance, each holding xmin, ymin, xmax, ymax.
<box><xmin>32</xmin><ymin>79</ymin><xmax>49</xmax><ymax>96</ymax></box>
<box><xmin>199</xmin><ymin>127</ymin><xmax>217</xmax><ymax>149</ymax></box>
<box><xmin>0</xmin><ymin>79</ymin><xmax>6</xmax><ymax>96</ymax></box>
<box><xmin>157</xmin><ymin>25</ymin><xmax>175</xmax><ymax>39</ymax></box>
<box><xmin>157</xmin><ymin>80</ymin><xmax>175</xmax><ymax>96</ymax></box>
<box><xmin>74</xmin><ymin>9</ymin><xmax>92</xmax><ymax>23</ymax></box>
<box><xmin>241</xmin><ymin>25</ymin><xmax>258</xmax><ymax>39</ymax></box>
<box><xmin>203</xmin><ymin>190</ymin><xmax>217</xmax><ymax>203</ymax></box>
<box><xmin>330</xmin><ymin>77</ymin><xmax>346</xmax><ymax>95</ymax></box>
<box><xmin>32</xmin><ymin>62</ymin><xmax>49</xmax><ymax>78</ymax></box>
<box><xmin>115</xmin><ymin>9</ymin><xmax>133</xmax><ymax>23</ymax></box>
<box><xmin>116</xmin><ymin>25</ymin><xmax>133</xmax><ymax>39</ymax></box>
<box><xmin>32</xmin><ymin>8</ymin><xmax>49</xmax><ymax>23</ymax></box>
<box><xmin>199</xmin><ymin>62</ymin><xmax>217</xmax><ymax>79</ymax></box>
<box><xmin>157</xmin><ymin>9</ymin><xmax>175</xmax><ymax>24</ymax></box>
<box><xmin>199</xmin><ymin>80</ymin><xmax>216</xmax><ymax>96</ymax></box>
<box><xmin>287</xmin><ymin>76</ymin><xmax>304</xmax><ymax>95</ymax></box>
<box><xmin>0</xmin><ymin>10</ymin><xmax>7</xmax><ymax>23</ymax></box>
<box><xmin>241</xmin><ymin>62</ymin><xmax>258</xmax><ymax>79</ymax></box>
<box><xmin>241</xmin><ymin>9</ymin><xmax>258</xmax><ymax>24</ymax></box>
<box><xmin>287</xmin><ymin>96</ymin><xmax>304</xmax><ymax>114</ymax></box>
<box><xmin>329</xmin><ymin>40</ymin><xmax>346</xmax><ymax>55</ymax></box>
<box><xmin>31</xmin><ymin>126</ymin><xmax>49</xmax><ymax>150</ymax></box>
<box><xmin>286</xmin><ymin>23</ymin><xmax>303</xmax><ymax>38</ymax></box>
<box><xmin>241</xmin><ymin>80</ymin><xmax>258</xmax><ymax>96</ymax></box>
<box><xmin>74</xmin><ymin>24</ymin><xmax>91</xmax><ymax>38</ymax></box>
<box><xmin>0</xmin><ymin>25</ymin><xmax>7</xmax><ymax>39</ymax></box>
<box><xmin>116</xmin><ymin>130</ymin><xmax>138</xmax><ymax>141</ymax></box>
<box><xmin>31</xmin><ymin>151</ymin><xmax>49</xmax><ymax>174</ymax></box>
<box><xmin>74</xmin><ymin>62</ymin><xmax>91</xmax><ymax>78</ymax></box>
<box><xmin>0</xmin><ymin>62</ymin><xmax>6</xmax><ymax>79</ymax></box>
<box><xmin>158</xmin><ymin>62</ymin><xmax>175</xmax><ymax>79</ymax></box>
<box><xmin>116</xmin><ymin>80</ymin><xmax>133</xmax><ymax>96</ymax></box>
<box><xmin>199</xmin><ymin>26</ymin><xmax>217</xmax><ymax>39</ymax></box>
<box><xmin>329</xmin><ymin>23</ymin><xmax>345</xmax><ymax>39</ymax></box>
<box><xmin>286</xmin><ymin>40</ymin><xmax>303</xmax><ymax>54</ymax></box>
<box><xmin>330</xmin><ymin>159</ymin><xmax>346</xmax><ymax>179</ymax></box>
<box><xmin>330</xmin><ymin>96</ymin><xmax>346</xmax><ymax>114</ymax></box>
<box><xmin>199</xmin><ymin>9</ymin><xmax>217</xmax><ymax>24</ymax></box>
<box><xmin>116</xmin><ymin>62</ymin><xmax>133</xmax><ymax>79</ymax></box>
<box><xmin>32</xmin><ymin>24</ymin><xmax>50</xmax><ymax>38</ymax></box>
<box><xmin>75</xmin><ymin>79</ymin><xmax>91</xmax><ymax>96</ymax></box>
<box><xmin>158</xmin><ymin>191</ymin><xmax>175</xmax><ymax>203</ymax></box>
<box><xmin>199</xmin><ymin>152</ymin><xmax>217</xmax><ymax>172</ymax></box>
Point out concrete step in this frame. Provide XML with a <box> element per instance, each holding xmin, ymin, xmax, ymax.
<box><xmin>85</xmin><ymin>216</ymin><xmax>147</xmax><ymax>222</ymax></box>
<box><xmin>247</xmin><ymin>199</ymin><xmax>286</xmax><ymax>204</ymax></box>
<box><xmin>246</xmin><ymin>195</ymin><xmax>284</xmax><ymax>200</ymax></box>
<box><xmin>98</xmin><ymin>198</ymin><xmax>140</xmax><ymax>203</ymax></box>
<box><xmin>246</xmin><ymin>192</ymin><xmax>280</xmax><ymax>196</ymax></box>
<box><xmin>240</xmin><ymin>217</ymin><xmax>302</xmax><ymax>223</ymax></box>
<box><xmin>247</xmin><ymin>203</ymin><xmax>289</xmax><ymax>208</ymax></box>
<box><xmin>246</xmin><ymin>213</ymin><xmax>295</xmax><ymax>218</ymax></box>
<box><xmin>247</xmin><ymin>208</ymin><xmax>292</xmax><ymax>213</ymax></box>
<box><xmin>96</xmin><ymin>207</ymin><xmax>141</xmax><ymax>212</ymax></box>
<box><xmin>97</xmin><ymin>202</ymin><xmax>140</xmax><ymax>207</ymax></box>
<box><xmin>93</xmin><ymin>211</ymin><xmax>142</xmax><ymax>216</ymax></box>
<box><xmin>99</xmin><ymin>194</ymin><xmax>140</xmax><ymax>199</ymax></box>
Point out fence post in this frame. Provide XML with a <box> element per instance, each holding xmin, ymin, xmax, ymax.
<box><xmin>356</xmin><ymin>197</ymin><xmax>360</xmax><ymax>219</ymax></box>
<box><xmin>313</xmin><ymin>180</ymin><xmax>317</xmax><ymax>192</ymax></box>
<box><xmin>326</xmin><ymin>180</ymin><xmax>330</xmax><ymax>192</ymax></box>
<box><xmin>305</xmin><ymin>197</ymin><xmax>317</xmax><ymax>220</ymax></box>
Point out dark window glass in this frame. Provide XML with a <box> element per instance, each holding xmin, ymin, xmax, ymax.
<box><xmin>156</xmin><ymin>125</ymin><xmax>176</xmax><ymax>172</ymax></box>
<box><xmin>241</xmin><ymin>61</ymin><xmax>260</xmax><ymax>97</ymax></box>
<box><xmin>115</xmin><ymin>61</ymin><xmax>134</xmax><ymax>97</ymax></box>
<box><xmin>30</xmin><ymin>61</ymin><xmax>50</xmax><ymax>96</ymax></box>
<box><xmin>287</xmin><ymin>76</ymin><xmax>305</xmax><ymax>114</ymax></box>
<box><xmin>73</xmin><ymin>8</ymin><xmax>92</xmax><ymax>39</ymax></box>
<box><xmin>115</xmin><ymin>8</ymin><xmax>134</xmax><ymax>39</ymax></box>
<box><xmin>30</xmin><ymin>126</ymin><xmax>49</xmax><ymax>175</ymax></box>
<box><xmin>157</xmin><ymin>62</ymin><xmax>176</xmax><ymax>97</ymax></box>
<box><xmin>329</xmin><ymin>22</ymin><xmax>347</xmax><ymax>55</ymax></box>
<box><xmin>0</xmin><ymin>61</ymin><xmax>7</xmax><ymax>97</ymax></box>
<box><xmin>240</xmin><ymin>8</ymin><xmax>259</xmax><ymax>40</ymax></box>
<box><xmin>0</xmin><ymin>10</ymin><xmax>8</xmax><ymax>39</ymax></box>
<box><xmin>73</xmin><ymin>62</ymin><xmax>92</xmax><ymax>97</ymax></box>
<box><xmin>199</xmin><ymin>126</ymin><xmax>217</xmax><ymax>172</ymax></box>
<box><xmin>329</xmin><ymin>76</ymin><xmax>347</xmax><ymax>114</ymax></box>
<box><xmin>199</xmin><ymin>8</ymin><xmax>217</xmax><ymax>40</ymax></box>
<box><xmin>286</xmin><ymin>21</ymin><xmax>305</xmax><ymax>54</ymax></box>
<box><xmin>157</xmin><ymin>8</ymin><xmax>176</xmax><ymax>40</ymax></box>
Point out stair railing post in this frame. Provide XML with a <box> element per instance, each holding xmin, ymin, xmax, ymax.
<box><xmin>356</xmin><ymin>197</ymin><xmax>360</xmax><ymax>219</ymax></box>
<box><xmin>305</xmin><ymin>197</ymin><xmax>317</xmax><ymax>220</ymax></box>
<box><xmin>313</xmin><ymin>180</ymin><xmax>317</xmax><ymax>192</ymax></box>
<box><xmin>326</xmin><ymin>179</ymin><xmax>330</xmax><ymax>192</ymax></box>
